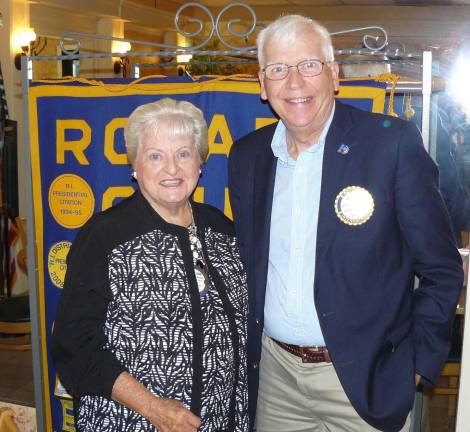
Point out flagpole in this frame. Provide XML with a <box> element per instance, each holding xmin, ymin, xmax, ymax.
<box><xmin>21</xmin><ymin>54</ymin><xmax>46</xmax><ymax>432</ymax></box>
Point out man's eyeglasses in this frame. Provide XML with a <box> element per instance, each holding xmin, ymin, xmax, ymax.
<box><xmin>262</xmin><ymin>59</ymin><xmax>325</xmax><ymax>81</ymax></box>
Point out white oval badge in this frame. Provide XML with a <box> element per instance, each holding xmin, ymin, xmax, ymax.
<box><xmin>335</xmin><ymin>186</ymin><xmax>374</xmax><ymax>226</ymax></box>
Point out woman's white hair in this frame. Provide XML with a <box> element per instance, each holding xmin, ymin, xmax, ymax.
<box><xmin>124</xmin><ymin>98</ymin><xmax>208</xmax><ymax>165</ymax></box>
<box><xmin>257</xmin><ymin>15</ymin><xmax>334</xmax><ymax>68</ymax></box>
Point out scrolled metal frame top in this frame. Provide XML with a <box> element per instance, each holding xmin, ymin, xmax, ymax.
<box><xmin>43</xmin><ymin>1</ymin><xmax>418</xmax><ymax>63</ymax></box>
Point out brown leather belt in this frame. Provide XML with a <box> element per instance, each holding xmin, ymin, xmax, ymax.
<box><xmin>271</xmin><ymin>338</ymin><xmax>331</xmax><ymax>363</ymax></box>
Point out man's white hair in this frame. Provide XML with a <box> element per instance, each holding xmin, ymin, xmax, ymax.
<box><xmin>257</xmin><ymin>15</ymin><xmax>334</xmax><ymax>68</ymax></box>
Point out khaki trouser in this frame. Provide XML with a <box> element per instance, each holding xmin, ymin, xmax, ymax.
<box><xmin>256</xmin><ymin>333</ymin><xmax>410</xmax><ymax>432</ymax></box>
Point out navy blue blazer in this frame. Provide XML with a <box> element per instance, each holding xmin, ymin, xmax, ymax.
<box><xmin>228</xmin><ymin>101</ymin><xmax>463</xmax><ymax>432</ymax></box>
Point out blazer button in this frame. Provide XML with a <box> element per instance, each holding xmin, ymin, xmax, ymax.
<box><xmin>252</xmin><ymin>362</ymin><xmax>259</xmax><ymax>369</ymax></box>
<box><xmin>255</xmin><ymin>317</ymin><xmax>260</xmax><ymax>325</ymax></box>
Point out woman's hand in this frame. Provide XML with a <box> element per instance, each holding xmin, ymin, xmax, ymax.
<box><xmin>149</xmin><ymin>397</ymin><xmax>201</xmax><ymax>432</ymax></box>
<box><xmin>112</xmin><ymin>372</ymin><xmax>201</xmax><ymax>431</ymax></box>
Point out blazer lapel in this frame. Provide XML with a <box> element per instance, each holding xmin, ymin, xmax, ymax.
<box><xmin>316</xmin><ymin>102</ymin><xmax>356</xmax><ymax>270</ymax></box>
<box><xmin>253</xmin><ymin>148</ymin><xmax>277</xmax><ymax>310</ymax></box>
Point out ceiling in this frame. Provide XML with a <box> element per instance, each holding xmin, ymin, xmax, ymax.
<box><xmin>135</xmin><ymin>0</ymin><xmax>470</xmax><ymax>7</ymax></box>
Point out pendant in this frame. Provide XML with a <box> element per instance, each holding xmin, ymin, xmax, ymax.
<box><xmin>195</xmin><ymin>261</ymin><xmax>209</xmax><ymax>296</ymax></box>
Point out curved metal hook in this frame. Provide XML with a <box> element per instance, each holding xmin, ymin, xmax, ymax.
<box><xmin>174</xmin><ymin>3</ymin><xmax>215</xmax><ymax>50</ymax></box>
<box><xmin>59</xmin><ymin>35</ymin><xmax>81</xmax><ymax>55</ymax></box>
<box><xmin>215</xmin><ymin>2</ymin><xmax>257</xmax><ymax>51</ymax></box>
<box><xmin>331</xmin><ymin>26</ymin><xmax>388</xmax><ymax>51</ymax></box>
<box><xmin>385</xmin><ymin>41</ymin><xmax>406</xmax><ymax>58</ymax></box>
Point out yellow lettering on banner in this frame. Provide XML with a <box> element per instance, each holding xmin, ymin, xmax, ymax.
<box><xmin>104</xmin><ymin>118</ymin><xmax>129</xmax><ymax>164</ymax></box>
<box><xmin>56</xmin><ymin>120</ymin><xmax>91</xmax><ymax>165</ymax></box>
<box><xmin>193</xmin><ymin>186</ymin><xmax>204</xmax><ymax>203</ymax></box>
<box><xmin>255</xmin><ymin>118</ymin><xmax>278</xmax><ymax>130</ymax></box>
<box><xmin>102</xmin><ymin>186</ymin><xmax>135</xmax><ymax>210</ymax></box>
<box><xmin>224</xmin><ymin>187</ymin><xmax>232</xmax><ymax>220</ymax></box>
<box><xmin>208</xmin><ymin>114</ymin><xmax>233</xmax><ymax>156</ymax></box>
<box><xmin>60</xmin><ymin>399</ymin><xmax>75</xmax><ymax>431</ymax></box>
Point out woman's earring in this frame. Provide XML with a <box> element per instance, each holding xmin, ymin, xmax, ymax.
<box><xmin>132</xmin><ymin>171</ymin><xmax>137</xmax><ymax>180</ymax></box>
<box><xmin>199</xmin><ymin>168</ymin><xmax>202</xmax><ymax>176</ymax></box>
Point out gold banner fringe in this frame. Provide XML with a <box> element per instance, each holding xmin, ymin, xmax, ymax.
<box><xmin>374</xmin><ymin>73</ymin><xmax>400</xmax><ymax>117</ymax></box>
<box><xmin>31</xmin><ymin>74</ymin><xmax>259</xmax><ymax>93</ymax></box>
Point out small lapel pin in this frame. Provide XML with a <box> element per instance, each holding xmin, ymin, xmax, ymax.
<box><xmin>337</xmin><ymin>144</ymin><xmax>350</xmax><ymax>155</ymax></box>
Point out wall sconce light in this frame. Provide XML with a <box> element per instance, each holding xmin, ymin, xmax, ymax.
<box><xmin>13</xmin><ymin>27</ymin><xmax>37</xmax><ymax>70</ymax></box>
<box><xmin>113</xmin><ymin>41</ymin><xmax>131</xmax><ymax>77</ymax></box>
<box><xmin>176</xmin><ymin>53</ymin><xmax>193</xmax><ymax>64</ymax></box>
<box><xmin>176</xmin><ymin>32</ymin><xmax>192</xmax><ymax>76</ymax></box>
<box><xmin>176</xmin><ymin>53</ymin><xmax>193</xmax><ymax>77</ymax></box>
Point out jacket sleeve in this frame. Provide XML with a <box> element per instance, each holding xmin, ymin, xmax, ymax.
<box><xmin>52</xmin><ymin>215</ymin><xmax>127</xmax><ymax>398</ymax></box>
<box><xmin>395</xmin><ymin>122</ymin><xmax>463</xmax><ymax>385</ymax></box>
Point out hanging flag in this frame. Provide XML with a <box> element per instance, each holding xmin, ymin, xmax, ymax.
<box><xmin>0</xmin><ymin>60</ymin><xmax>8</xmax><ymax>296</ymax></box>
<box><xmin>28</xmin><ymin>75</ymin><xmax>388</xmax><ymax>430</ymax></box>
<box><xmin>0</xmin><ymin>60</ymin><xmax>20</xmax><ymax>298</ymax></box>
<box><xmin>0</xmin><ymin>60</ymin><xmax>8</xmax><ymax>151</ymax></box>
<box><xmin>2</xmin><ymin>120</ymin><xmax>20</xmax><ymax>298</ymax></box>
<box><xmin>7</xmin><ymin>218</ymin><xmax>19</xmax><ymax>291</ymax></box>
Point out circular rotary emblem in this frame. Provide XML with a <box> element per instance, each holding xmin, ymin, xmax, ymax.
<box><xmin>48</xmin><ymin>174</ymin><xmax>95</xmax><ymax>229</ymax></box>
<box><xmin>48</xmin><ymin>241</ymin><xmax>72</xmax><ymax>288</ymax></box>
<box><xmin>335</xmin><ymin>186</ymin><xmax>374</xmax><ymax>226</ymax></box>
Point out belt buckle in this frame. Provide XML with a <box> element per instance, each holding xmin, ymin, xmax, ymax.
<box><xmin>300</xmin><ymin>346</ymin><xmax>321</xmax><ymax>363</ymax></box>
<box><xmin>300</xmin><ymin>346</ymin><xmax>316</xmax><ymax>363</ymax></box>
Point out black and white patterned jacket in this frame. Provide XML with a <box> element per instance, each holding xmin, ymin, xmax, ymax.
<box><xmin>52</xmin><ymin>190</ymin><xmax>249</xmax><ymax>431</ymax></box>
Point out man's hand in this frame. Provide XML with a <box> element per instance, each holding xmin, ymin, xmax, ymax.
<box><xmin>415</xmin><ymin>373</ymin><xmax>422</xmax><ymax>386</ymax></box>
<box><xmin>149</xmin><ymin>397</ymin><xmax>201</xmax><ymax>432</ymax></box>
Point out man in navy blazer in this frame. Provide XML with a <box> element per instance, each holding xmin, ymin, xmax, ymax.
<box><xmin>228</xmin><ymin>14</ymin><xmax>463</xmax><ymax>432</ymax></box>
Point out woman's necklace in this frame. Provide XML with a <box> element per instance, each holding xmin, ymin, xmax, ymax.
<box><xmin>187</xmin><ymin>204</ymin><xmax>209</xmax><ymax>296</ymax></box>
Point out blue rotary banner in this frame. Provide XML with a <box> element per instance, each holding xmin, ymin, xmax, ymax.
<box><xmin>28</xmin><ymin>75</ymin><xmax>387</xmax><ymax>431</ymax></box>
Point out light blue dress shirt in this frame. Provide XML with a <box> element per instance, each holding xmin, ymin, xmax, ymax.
<box><xmin>264</xmin><ymin>105</ymin><xmax>335</xmax><ymax>346</ymax></box>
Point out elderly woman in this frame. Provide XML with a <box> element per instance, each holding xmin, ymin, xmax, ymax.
<box><xmin>52</xmin><ymin>98</ymin><xmax>248</xmax><ymax>432</ymax></box>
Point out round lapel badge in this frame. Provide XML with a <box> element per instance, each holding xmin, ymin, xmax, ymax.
<box><xmin>335</xmin><ymin>186</ymin><xmax>374</xmax><ymax>226</ymax></box>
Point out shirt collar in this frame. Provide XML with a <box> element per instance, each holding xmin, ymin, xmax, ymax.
<box><xmin>271</xmin><ymin>102</ymin><xmax>336</xmax><ymax>163</ymax></box>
